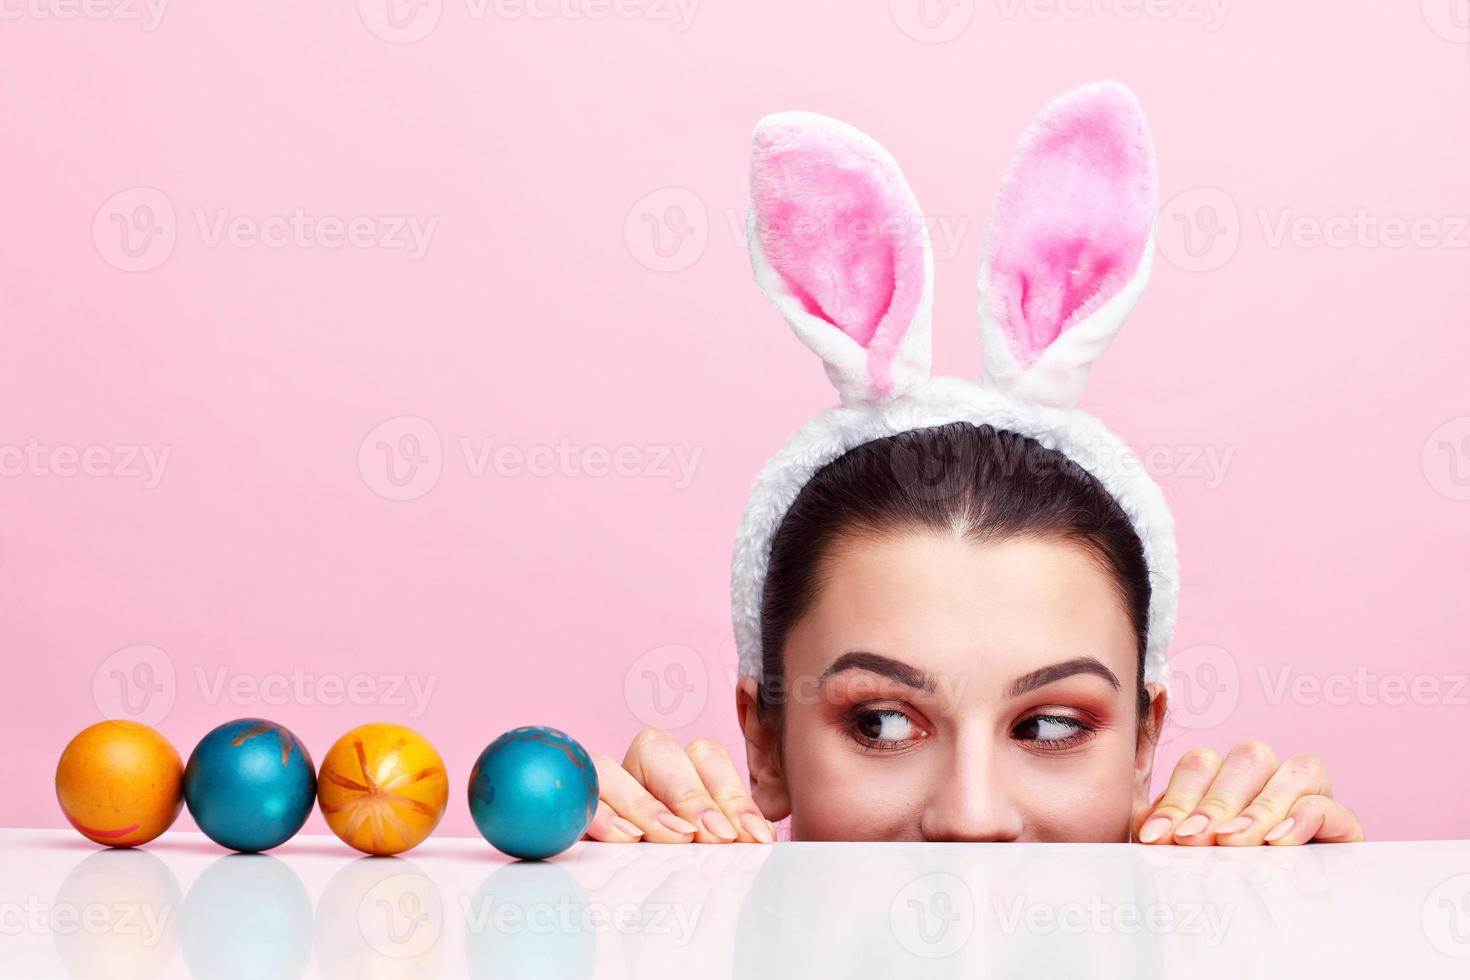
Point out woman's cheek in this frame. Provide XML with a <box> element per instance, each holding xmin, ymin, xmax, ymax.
<box><xmin>782</xmin><ymin>717</ymin><xmax>926</xmax><ymax>842</ymax></box>
<box><xmin>1011</xmin><ymin>739</ymin><xmax>1137</xmax><ymax>842</ymax></box>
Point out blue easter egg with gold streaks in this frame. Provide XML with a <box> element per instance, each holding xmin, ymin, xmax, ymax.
<box><xmin>467</xmin><ymin>726</ymin><xmax>598</xmax><ymax>860</ymax></box>
<box><xmin>184</xmin><ymin>719</ymin><xmax>316</xmax><ymax>853</ymax></box>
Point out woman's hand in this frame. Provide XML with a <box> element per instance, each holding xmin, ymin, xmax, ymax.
<box><xmin>1133</xmin><ymin>741</ymin><xmax>1364</xmax><ymax>845</ymax></box>
<box><xmin>583</xmin><ymin>728</ymin><xmax>778</xmax><ymax>844</ymax></box>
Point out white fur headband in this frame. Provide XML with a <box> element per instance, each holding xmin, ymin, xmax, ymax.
<box><xmin>730</xmin><ymin>81</ymin><xmax>1179</xmax><ymax>692</ymax></box>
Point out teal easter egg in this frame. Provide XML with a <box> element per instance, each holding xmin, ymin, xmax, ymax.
<box><xmin>184</xmin><ymin>719</ymin><xmax>315</xmax><ymax>853</ymax></box>
<box><xmin>467</xmin><ymin>727</ymin><xmax>598</xmax><ymax>860</ymax></box>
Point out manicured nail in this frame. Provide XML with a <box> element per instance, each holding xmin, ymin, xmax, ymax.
<box><xmin>701</xmin><ymin>809</ymin><xmax>738</xmax><ymax>841</ymax></box>
<box><xmin>658</xmin><ymin>812</ymin><xmax>698</xmax><ymax>835</ymax></box>
<box><xmin>741</xmin><ymin>812</ymin><xmax>775</xmax><ymax>843</ymax></box>
<box><xmin>1264</xmin><ymin>818</ymin><xmax>1295</xmax><ymax>842</ymax></box>
<box><xmin>1138</xmin><ymin>816</ymin><xmax>1173</xmax><ymax>843</ymax></box>
<box><xmin>1216</xmin><ymin>815</ymin><xmax>1253</xmax><ymax>835</ymax></box>
<box><xmin>612</xmin><ymin>816</ymin><xmax>645</xmax><ymax>839</ymax></box>
<box><xmin>1175</xmin><ymin>813</ymin><xmax>1210</xmax><ymax>838</ymax></box>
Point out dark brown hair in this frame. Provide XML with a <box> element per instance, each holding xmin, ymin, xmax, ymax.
<box><xmin>758</xmin><ymin>421</ymin><xmax>1153</xmax><ymax>725</ymax></box>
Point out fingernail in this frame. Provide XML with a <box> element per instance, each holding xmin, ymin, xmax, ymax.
<box><xmin>701</xmin><ymin>809</ymin><xmax>738</xmax><ymax>841</ymax></box>
<box><xmin>612</xmin><ymin>816</ymin><xmax>645</xmax><ymax>839</ymax></box>
<box><xmin>658</xmin><ymin>812</ymin><xmax>698</xmax><ymax>835</ymax></box>
<box><xmin>1216</xmin><ymin>816</ymin><xmax>1253</xmax><ymax>835</ymax></box>
<box><xmin>1175</xmin><ymin>813</ymin><xmax>1210</xmax><ymax>838</ymax></box>
<box><xmin>1264</xmin><ymin>818</ymin><xmax>1295</xmax><ymax>842</ymax></box>
<box><xmin>767</xmin><ymin>819</ymin><xmax>779</xmax><ymax>841</ymax></box>
<box><xmin>1138</xmin><ymin>816</ymin><xmax>1172</xmax><ymax>843</ymax></box>
<box><xmin>741</xmin><ymin>812</ymin><xmax>775</xmax><ymax>844</ymax></box>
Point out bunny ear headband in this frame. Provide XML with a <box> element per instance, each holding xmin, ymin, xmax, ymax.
<box><xmin>731</xmin><ymin>81</ymin><xmax>1179</xmax><ymax>691</ymax></box>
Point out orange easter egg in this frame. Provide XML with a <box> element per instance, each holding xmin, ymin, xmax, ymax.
<box><xmin>56</xmin><ymin>720</ymin><xmax>184</xmax><ymax>847</ymax></box>
<box><xmin>317</xmin><ymin>723</ymin><xmax>448</xmax><ymax>855</ymax></box>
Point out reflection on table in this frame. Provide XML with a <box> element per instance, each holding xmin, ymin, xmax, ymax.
<box><xmin>3</xmin><ymin>830</ymin><xmax>1468</xmax><ymax>978</ymax></box>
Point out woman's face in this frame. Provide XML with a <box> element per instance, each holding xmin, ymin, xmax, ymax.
<box><xmin>739</xmin><ymin>528</ymin><xmax>1164</xmax><ymax>842</ymax></box>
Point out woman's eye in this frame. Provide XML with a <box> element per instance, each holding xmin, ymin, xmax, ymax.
<box><xmin>851</xmin><ymin>709</ymin><xmax>920</xmax><ymax>745</ymax></box>
<box><xmin>1013</xmin><ymin>714</ymin><xmax>1091</xmax><ymax>745</ymax></box>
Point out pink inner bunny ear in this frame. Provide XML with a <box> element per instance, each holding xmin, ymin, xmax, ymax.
<box><xmin>985</xmin><ymin>83</ymin><xmax>1158</xmax><ymax>367</ymax></box>
<box><xmin>750</xmin><ymin>113</ymin><xmax>930</xmax><ymax>401</ymax></box>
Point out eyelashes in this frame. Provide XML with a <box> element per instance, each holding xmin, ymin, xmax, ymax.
<box><xmin>847</xmin><ymin>706</ymin><xmax>925</xmax><ymax>750</ymax></box>
<box><xmin>841</xmin><ymin>702</ymin><xmax>1099</xmax><ymax>753</ymax></box>
<box><xmin>1011</xmin><ymin>713</ymin><xmax>1097</xmax><ymax>752</ymax></box>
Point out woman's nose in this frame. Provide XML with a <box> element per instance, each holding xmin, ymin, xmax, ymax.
<box><xmin>918</xmin><ymin>750</ymin><xmax>1025</xmax><ymax>842</ymax></box>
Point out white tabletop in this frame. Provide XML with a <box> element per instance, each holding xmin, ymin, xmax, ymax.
<box><xmin>2</xmin><ymin>829</ymin><xmax>1468</xmax><ymax>978</ymax></box>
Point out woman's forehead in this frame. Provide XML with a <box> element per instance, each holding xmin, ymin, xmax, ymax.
<box><xmin>791</xmin><ymin>529</ymin><xmax>1137</xmax><ymax>687</ymax></box>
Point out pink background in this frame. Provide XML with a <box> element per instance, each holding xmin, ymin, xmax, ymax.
<box><xmin>2</xmin><ymin>1</ymin><xmax>1467</xmax><ymax>840</ymax></box>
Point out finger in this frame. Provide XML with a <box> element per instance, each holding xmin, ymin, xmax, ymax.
<box><xmin>623</xmin><ymin>729</ymin><xmax>739</xmax><ymax>843</ymax></box>
<box><xmin>1214</xmin><ymin>752</ymin><xmax>1331</xmax><ymax>846</ymax></box>
<box><xmin>591</xmin><ymin>749</ymin><xmax>699</xmax><ymax>843</ymax></box>
<box><xmin>1172</xmin><ymin>740</ymin><xmax>1278</xmax><ymax>846</ymax></box>
<box><xmin>1264</xmin><ymin>795</ymin><xmax>1364</xmax><ymax>845</ymax></box>
<box><xmin>684</xmin><ymin>738</ymin><xmax>775</xmax><ymax>844</ymax></box>
<box><xmin>1134</xmin><ymin>747</ymin><xmax>1221</xmax><ymax>844</ymax></box>
<box><xmin>584</xmin><ymin>799</ymin><xmax>647</xmax><ymax>843</ymax></box>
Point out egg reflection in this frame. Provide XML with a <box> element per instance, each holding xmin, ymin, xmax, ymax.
<box><xmin>313</xmin><ymin>855</ymin><xmax>444</xmax><ymax>979</ymax></box>
<box><xmin>464</xmin><ymin>860</ymin><xmax>596</xmax><ymax>979</ymax></box>
<box><xmin>52</xmin><ymin>848</ymin><xmax>182</xmax><ymax>980</ymax></box>
<box><xmin>181</xmin><ymin>852</ymin><xmax>312</xmax><ymax>980</ymax></box>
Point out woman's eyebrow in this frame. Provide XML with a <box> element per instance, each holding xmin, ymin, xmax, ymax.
<box><xmin>1005</xmin><ymin>657</ymin><xmax>1120</xmax><ymax>698</ymax></box>
<box><xmin>819</xmin><ymin>651</ymin><xmax>936</xmax><ymax>693</ymax></box>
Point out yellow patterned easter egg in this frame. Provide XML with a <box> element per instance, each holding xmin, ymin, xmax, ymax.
<box><xmin>317</xmin><ymin>723</ymin><xmax>449</xmax><ymax>855</ymax></box>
